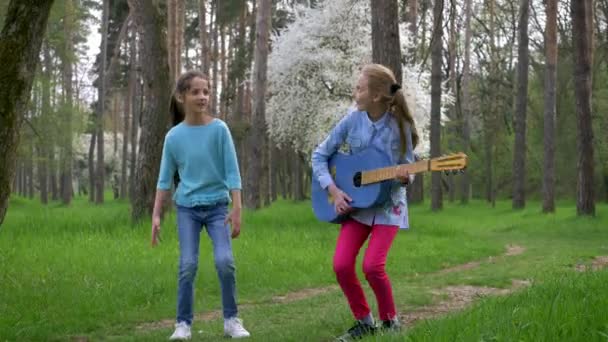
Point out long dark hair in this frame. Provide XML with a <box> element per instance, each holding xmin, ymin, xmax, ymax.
<box><xmin>170</xmin><ymin>70</ymin><xmax>210</xmax><ymax>187</ymax></box>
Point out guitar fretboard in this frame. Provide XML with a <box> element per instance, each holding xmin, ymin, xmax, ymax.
<box><xmin>360</xmin><ymin>160</ymin><xmax>429</xmax><ymax>185</ymax></box>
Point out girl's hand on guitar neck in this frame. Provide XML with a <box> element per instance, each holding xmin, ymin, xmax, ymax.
<box><xmin>328</xmin><ymin>184</ymin><xmax>353</xmax><ymax>214</ymax></box>
<box><xmin>395</xmin><ymin>165</ymin><xmax>410</xmax><ymax>185</ymax></box>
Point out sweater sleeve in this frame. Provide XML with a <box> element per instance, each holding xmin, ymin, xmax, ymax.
<box><xmin>221</xmin><ymin>124</ymin><xmax>242</xmax><ymax>190</ymax></box>
<box><xmin>157</xmin><ymin>134</ymin><xmax>177</xmax><ymax>190</ymax></box>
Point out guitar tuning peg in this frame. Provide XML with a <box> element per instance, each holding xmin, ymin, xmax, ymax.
<box><xmin>452</xmin><ymin>169</ymin><xmax>459</xmax><ymax>175</ymax></box>
<box><xmin>444</xmin><ymin>171</ymin><xmax>449</xmax><ymax>176</ymax></box>
<box><xmin>459</xmin><ymin>169</ymin><xmax>466</xmax><ymax>174</ymax></box>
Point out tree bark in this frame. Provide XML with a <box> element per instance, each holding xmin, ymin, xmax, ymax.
<box><xmin>371</xmin><ymin>0</ymin><xmax>402</xmax><ymax>82</ymax></box>
<box><xmin>447</xmin><ymin>0</ymin><xmax>457</xmax><ymax>203</ymax></box>
<box><xmin>244</xmin><ymin>0</ymin><xmax>271</xmax><ymax>209</ymax></box>
<box><xmin>26</xmin><ymin>144</ymin><xmax>34</xmax><ymax>198</ymax></box>
<box><xmin>96</xmin><ymin>0</ymin><xmax>110</xmax><ymax>204</ymax></box>
<box><xmin>168</xmin><ymin>0</ymin><xmax>177</xmax><ymax>82</ymax></box>
<box><xmin>542</xmin><ymin>0</ymin><xmax>557</xmax><ymax>213</ymax></box>
<box><xmin>460</xmin><ymin>0</ymin><xmax>472</xmax><ymax>204</ymax></box>
<box><xmin>430</xmin><ymin>0</ymin><xmax>443</xmax><ymax>211</ymax></box>
<box><xmin>407</xmin><ymin>0</ymin><xmax>417</xmax><ymax>62</ymax></box>
<box><xmin>88</xmin><ymin>130</ymin><xmax>96</xmax><ymax>202</ymax></box>
<box><xmin>176</xmin><ymin>0</ymin><xmax>184</xmax><ymax>77</ymax></box>
<box><xmin>61</xmin><ymin>0</ymin><xmax>75</xmax><ymax>205</ymax></box>
<box><xmin>571</xmin><ymin>0</ymin><xmax>595</xmax><ymax>216</ymax></box>
<box><xmin>129</xmin><ymin>27</ymin><xmax>140</xmax><ymax>200</ymax></box>
<box><xmin>220</xmin><ymin>24</ymin><xmax>227</xmax><ymax>118</ymax></box>
<box><xmin>199</xmin><ymin>0</ymin><xmax>210</xmax><ymax>73</ymax></box>
<box><xmin>128</xmin><ymin>0</ymin><xmax>172</xmax><ymax>222</ymax></box>
<box><xmin>0</xmin><ymin>0</ymin><xmax>55</xmax><ymax>226</ymax></box>
<box><xmin>512</xmin><ymin>0</ymin><xmax>529</xmax><ymax>209</ymax></box>
<box><xmin>39</xmin><ymin>40</ymin><xmax>53</xmax><ymax>204</ymax></box>
<box><xmin>210</xmin><ymin>1</ymin><xmax>219</xmax><ymax>115</ymax></box>
<box><xmin>121</xmin><ymin>91</ymin><xmax>130</xmax><ymax>199</ymax></box>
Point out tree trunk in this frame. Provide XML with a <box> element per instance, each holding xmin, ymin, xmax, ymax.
<box><xmin>485</xmin><ymin>0</ymin><xmax>497</xmax><ymax>207</ymax></box>
<box><xmin>542</xmin><ymin>0</ymin><xmax>557</xmax><ymax>213</ymax></box>
<box><xmin>210</xmin><ymin>1</ymin><xmax>219</xmax><ymax>115</ymax></box>
<box><xmin>407</xmin><ymin>0</ymin><xmax>417</xmax><ymax>62</ymax></box>
<box><xmin>371</xmin><ymin>0</ymin><xmax>402</xmax><ymax>82</ymax></box>
<box><xmin>26</xmin><ymin>145</ymin><xmax>34</xmax><ymax>198</ymax></box>
<box><xmin>50</xmin><ymin>147</ymin><xmax>58</xmax><ymax>200</ymax></box>
<box><xmin>199</xmin><ymin>0</ymin><xmax>210</xmax><ymax>73</ymax></box>
<box><xmin>168</xmin><ymin>0</ymin><xmax>177</xmax><ymax>82</ymax></box>
<box><xmin>113</xmin><ymin>96</ymin><xmax>119</xmax><ymax>155</ymax></box>
<box><xmin>420</xmin><ymin>0</ymin><xmax>429</xmax><ymax>67</ymax></box>
<box><xmin>231</xmin><ymin>4</ymin><xmax>251</xmax><ymax>179</ymax></box>
<box><xmin>220</xmin><ymin>24</ymin><xmax>227</xmax><ymax>118</ymax></box>
<box><xmin>168</xmin><ymin>0</ymin><xmax>184</xmax><ymax>82</ymax></box>
<box><xmin>430</xmin><ymin>0</ymin><xmax>443</xmax><ymax>211</ymax></box>
<box><xmin>37</xmin><ymin>142</ymin><xmax>48</xmax><ymax>204</ymax></box>
<box><xmin>121</xmin><ymin>91</ymin><xmax>130</xmax><ymax>199</ymax></box>
<box><xmin>177</xmin><ymin>0</ymin><xmax>184</xmax><ymax>77</ymax></box>
<box><xmin>270</xmin><ymin>143</ymin><xmax>278</xmax><ymax>202</ymax></box>
<box><xmin>88</xmin><ymin>130</ymin><xmax>96</xmax><ymax>202</ymax></box>
<box><xmin>460</xmin><ymin>0</ymin><xmax>472</xmax><ymax>204</ymax></box>
<box><xmin>60</xmin><ymin>0</ymin><xmax>74</xmax><ymax>205</ymax></box>
<box><xmin>0</xmin><ymin>0</ymin><xmax>55</xmax><ymax>226</ymax></box>
<box><xmin>96</xmin><ymin>0</ymin><xmax>110</xmax><ymax>204</ymax></box>
<box><xmin>280</xmin><ymin>148</ymin><xmax>288</xmax><ymax>199</ymax></box>
<box><xmin>129</xmin><ymin>27</ymin><xmax>140</xmax><ymax>200</ymax></box>
<box><xmin>17</xmin><ymin>160</ymin><xmax>24</xmax><ymax>196</ymax></box>
<box><xmin>294</xmin><ymin>153</ymin><xmax>306</xmax><ymax>201</ymax></box>
<box><xmin>512</xmin><ymin>0</ymin><xmax>529</xmax><ymax>209</ymax></box>
<box><xmin>447</xmin><ymin>0</ymin><xmax>457</xmax><ymax>203</ymax></box>
<box><xmin>128</xmin><ymin>0</ymin><xmax>172</xmax><ymax>222</ymax></box>
<box><xmin>571</xmin><ymin>0</ymin><xmax>595</xmax><ymax>216</ymax></box>
<box><xmin>484</xmin><ymin>130</ymin><xmax>494</xmax><ymax>204</ymax></box>
<box><xmin>39</xmin><ymin>40</ymin><xmax>53</xmax><ymax>205</ymax></box>
<box><xmin>244</xmin><ymin>0</ymin><xmax>271</xmax><ymax>209</ymax></box>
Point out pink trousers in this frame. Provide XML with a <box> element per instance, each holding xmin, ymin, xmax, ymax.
<box><xmin>333</xmin><ymin>219</ymin><xmax>399</xmax><ymax>320</ymax></box>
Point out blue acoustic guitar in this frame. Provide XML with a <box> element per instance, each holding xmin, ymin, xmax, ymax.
<box><xmin>312</xmin><ymin>148</ymin><xmax>468</xmax><ymax>223</ymax></box>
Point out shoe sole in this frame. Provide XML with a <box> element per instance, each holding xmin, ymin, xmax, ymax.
<box><xmin>224</xmin><ymin>333</ymin><xmax>251</xmax><ymax>339</ymax></box>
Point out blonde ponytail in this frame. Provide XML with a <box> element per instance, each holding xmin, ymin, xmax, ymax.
<box><xmin>361</xmin><ymin>64</ymin><xmax>419</xmax><ymax>154</ymax></box>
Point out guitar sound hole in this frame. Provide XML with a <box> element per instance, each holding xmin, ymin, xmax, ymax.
<box><xmin>353</xmin><ymin>172</ymin><xmax>362</xmax><ymax>187</ymax></box>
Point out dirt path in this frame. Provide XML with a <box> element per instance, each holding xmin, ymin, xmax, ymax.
<box><xmin>135</xmin><ymin>285</ymin><xmax>340</xmax><ymax>331</ymax></box>
<box><xmin>574</xmin><ymin>255</ymin><xmax>608</xmax><ymax>272</ymax></box>
<box><xmin>401</xmin><ymin>279</ymin><xmax>531</xmax><ymax>325</ymax></box>
<box><xmin>135</xmin><ymin>244</ymin><xmax>527</xmax><ymax>331</ymax></box>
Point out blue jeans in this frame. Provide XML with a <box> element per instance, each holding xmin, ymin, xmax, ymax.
<box><xmin>175</xmin><ymin>203</ymin><xmax>238</xmax><ymax>325</ymax></box>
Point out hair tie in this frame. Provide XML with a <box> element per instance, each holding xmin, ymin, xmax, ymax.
<box><xmin>390</xmin><ymin>83</ymin><xmax>401</xmax><ymax>95</ymax></box>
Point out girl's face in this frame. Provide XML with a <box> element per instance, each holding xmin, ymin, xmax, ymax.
<box><xmin>178</xmin><ymin>77</ymin><xmax>210</xmax><ymax>115</ymax></box>
<box><xmin>354</xmin><ymin>74</ymin><xmax>375</xmax><ymax>112</ymax></box>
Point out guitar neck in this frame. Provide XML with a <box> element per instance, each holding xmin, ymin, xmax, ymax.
<box><xmin>360</xmin><ymin>160</ymin><xmax>430</xmax><ymax>185</ymax></box>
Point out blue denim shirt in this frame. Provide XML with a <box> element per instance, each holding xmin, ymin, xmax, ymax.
<box><xmin>311</xmin><ymin>109</ymin><xmax>415</xmax><ymax>229</ymax></box>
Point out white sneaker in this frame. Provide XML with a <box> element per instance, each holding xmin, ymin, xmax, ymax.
<box><xmin>224</xmin><ymin>317</ymin><xmax>251</xmax><ymax>338</ymax></box>
<box><xmin>169</xmin><ymin>321</ymin><xmax>192</xmax><ymax>340</ymax></box>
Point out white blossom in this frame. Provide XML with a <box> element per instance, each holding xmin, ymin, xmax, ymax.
<box><xmin>267</xmin><ymin>0</ymin><xmax>453</xmax><ymax>157</ymax></box>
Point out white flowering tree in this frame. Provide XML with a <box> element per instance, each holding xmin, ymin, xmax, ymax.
<box><xmin>267</xmin><ymin>0</ymin><xmax>452</xmax><ymax>156</ymax></box>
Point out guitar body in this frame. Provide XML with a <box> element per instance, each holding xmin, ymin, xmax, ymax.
<box><xmin>312</xmin><ymin>147</ymin><xmax>394</xmax><ymax>223</ymax></box>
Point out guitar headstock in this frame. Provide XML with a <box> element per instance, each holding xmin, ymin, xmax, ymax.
<box><xmin>429</xmin><ymin>152</ymin><xmax>468</xmax><ymax>172</ymax></box>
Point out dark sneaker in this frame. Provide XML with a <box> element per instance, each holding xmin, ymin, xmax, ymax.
<box><xmin>336</xmin><ymin>321</ymin><xmax>377</xmax><ymax>341</ymax></box>
<box><xmin>380</xmin><ymin>318</ymin><xmax>402</xmax><ymax>332</ymax></box>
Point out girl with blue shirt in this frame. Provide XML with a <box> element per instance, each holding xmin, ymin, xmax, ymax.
<box><xmin>312</xmin><ymin>64</ymin><xmax>419</xmax><ymax>340</ymax></box>
<box><xmin>151</xmin><ymin>71</ymin><xmax>250</xmax><ymax>340</ymax></box>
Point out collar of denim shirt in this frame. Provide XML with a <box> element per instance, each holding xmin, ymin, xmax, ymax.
<box><xmin>362</xmin><ymin>110</ymin><xmax>391</xmax><ymax>132</ymax></box>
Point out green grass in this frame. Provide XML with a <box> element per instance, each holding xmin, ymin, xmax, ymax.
<box><xmin>1</xmin><ymin>196</ymin><xmax>607</xmax><ymax>341</ymax></box>
<box><xmin>404</xmin><ymin>270</ymin><xmax>608</xmax><ymax>342</ymax></box>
